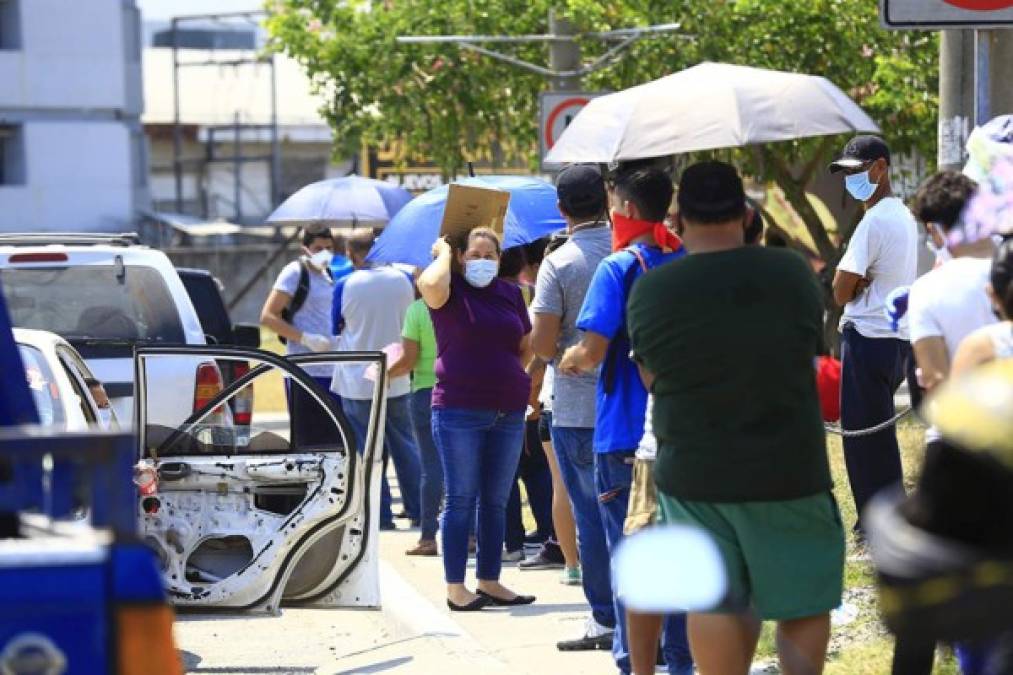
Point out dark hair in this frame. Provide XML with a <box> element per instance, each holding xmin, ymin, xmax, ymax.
<box><xmin>765</xmin><ymin>230</ymin><xmax>788</xmax><ymax>248</ymax></box>
<box><xmin>345</xmin><ymin>230</ymin><xmax>375</xmax><ymax>256</ymax></box>
<box><xmin>84</xmin><ymin>377</ymin><xmax>101</xmax><ymax>388</ymax></box>
<box><xmin>523</xmin><ymin>238</ymin><xmax>549</xmax><ymax>267</ymax></box>
<box><xmin>612</xmin><ymin>167</ymin><xmax>674</xmax><ymax>223</ymax></box>
<box><xmin>301</xmin><ymin>224</ymin><xmax>334</xmax><ymax>247</ymax></box>
<box><xmin>677</xmin><ymin>161</ymin><xmax>747</xmax><ymax>225</ymax></box>
<box><xmin>498</xmin><ymin>246</ymin><xmax>528</xmax><ymax>279</ymax></box>
<box><xmin>744</xmin><ymin>199</ymin><xmax>764</xmax><ymax>245</ymax></box>
<box><xmin>912</xmin><ymin>171</ymin><xmax>979</xmax><ymax>232</ymax></box>
<box><xmin>992</xmin><ymin>236</ymin><xmax>1013</xmax><ymax>317</ymax></box>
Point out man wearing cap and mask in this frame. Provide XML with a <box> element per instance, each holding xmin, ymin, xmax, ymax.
<box><xmin>829</xmin><ymin>135</ymin><xmax>919</xmax><ymax>536</ymax></box>
<box><xmin>558</xmin><ymin>166</ymin><xmax>692</xmax><ymax>675</ymax></box>
<box><xmin>531</xmin><ymin>164</ymin><xmax>618</xmax><ymax>652</ymax></box>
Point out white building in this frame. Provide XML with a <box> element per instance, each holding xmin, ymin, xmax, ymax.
<box><xmin>142</xmin><ymin>29</ymin><xmax>346</xmax><ymax>225</ymax></box>
<box><xmin>0</xmin><ymin>0</ymin><xmax>148</xmax><ymax>232</ymax></box>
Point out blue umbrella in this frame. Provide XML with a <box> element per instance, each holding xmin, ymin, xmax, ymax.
<box><xmin>368</xmin><ymin>175</ymin><xmax>566</xmax><ymax>268</ymax></box>
<box><xmin>267</xmin><ymin>175</ymin><xmax>413</xmax><ymax>228</ymax></box>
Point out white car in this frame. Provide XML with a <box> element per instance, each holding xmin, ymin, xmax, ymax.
<box><xmin>0</xmin><ymin>233</ymin><xmax>219</xmax><ymax>429</ymax></box>
<box><xmin>12</xmin><ymin>327</ymin><xmax>119</xmax><ymax>431</ymax></box>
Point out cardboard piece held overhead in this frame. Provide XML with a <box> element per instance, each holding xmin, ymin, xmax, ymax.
<box><xmin>439</xmin><ymin>184</ymin><xmax>511</xmax><ymax>239</ymax></box>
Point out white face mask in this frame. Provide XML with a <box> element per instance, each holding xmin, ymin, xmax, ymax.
<box><xmin>96</xmin><ymin>406</ymin><xmax>113</xmax><ymax>429</ymax></box>
<box><xmin>464</xmin><ymin>259</ymin><xmax>499</xmax><ymax>288</ymax></box>
<box><xmin>924</xmin><ymin>224</ymin><xmax>953</xmax><ymax>264</ymax></box>
<box><xmin>925</xmin><ymin>238</ymin><xmax>953</xmax><ymax>264</ymax></box>
<box><xmin>307</xmin><ymin>249</ymin><xmax>333</xmax><ymax>268</ymax></box>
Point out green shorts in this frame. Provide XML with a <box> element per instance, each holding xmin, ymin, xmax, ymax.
<box><xmin>657</xmin><ymin>491</ymin><xmax>845</xmax><ymax>621</ymax></box>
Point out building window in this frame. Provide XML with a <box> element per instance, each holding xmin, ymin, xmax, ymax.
<box><xmin>0</xmin><ymin>125</ymin><xmax>26</xmax><ymax>186</ymax></box>
<box><xmin>0</xmin><ymin>0</ymin><xmax>21</xmax><ymax>50</ymax></box>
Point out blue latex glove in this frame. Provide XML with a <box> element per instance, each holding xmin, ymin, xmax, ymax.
<box><xmin>885</xmin><ymin>286</ymin><xmax>911</xmax><ymax>333</ymax></box>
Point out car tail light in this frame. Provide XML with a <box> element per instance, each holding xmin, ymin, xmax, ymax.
<box><xmin>193</xmin><ymin>362</ymin><xmax>225</xmax><ymax>415</ymax></box>
<box><xmin>232</xmin><ymin>361</ymin><xmax>253</xmax><ymax>426</ymax></box>
<box><xmin>8</xmin><ymin>252</ymin><xmax>69</xmax><ymax>263</ymax></box>
<box><xmin>116</xmin><ymin>604</ymin><xmax>183</xmax><ymax>675</ymax></box>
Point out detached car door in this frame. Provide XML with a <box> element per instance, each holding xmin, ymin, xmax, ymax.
<box><xmin>134</xmin><ymin>345</ymin><xmax>386</xmax><ymax>614</ymax></box>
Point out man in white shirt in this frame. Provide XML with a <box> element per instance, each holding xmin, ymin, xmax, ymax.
<box><xmin>332</xmin><ymin>231</ymin><xmax>421</xmax><ymax>531</ymax></box>
<box><xmin>830</xmin><ymin>135</ymin><xmax>918</xmax><ymax>535</ymax></box>
<box><xmin>260</xmin><ymin>225</ymin><xmax>340</xmax><ymax>448</ymax></box>
<box><xmin>909</xmin><ymin>171</ymin><xmax>997</xmax><ymax>397</ymax></box>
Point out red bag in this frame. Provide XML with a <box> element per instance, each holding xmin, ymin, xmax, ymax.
<box><xmin>816</xmin><ymin>355</ymin><xmax>842</xmax><ymax>423</ymax></box>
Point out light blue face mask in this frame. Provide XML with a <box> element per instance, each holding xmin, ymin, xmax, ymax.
<box><xmin>845</xmin><ymin>170</ymin><xmax>878</xmax><ymax>202</ymax></box>
<box><xmin>464</xmin><ymin>259</ymin><xmax>499</xmax><ymax>288</ymax></box>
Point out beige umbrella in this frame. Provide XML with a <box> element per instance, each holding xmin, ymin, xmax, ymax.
<box><xmin>545</xmin><ymin>62</ymin><xmax>880</xmax><ymax>163</ymax></box>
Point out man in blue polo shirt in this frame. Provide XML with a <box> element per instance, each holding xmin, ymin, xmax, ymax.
<box><xmin>559</xmin><ymin>166</ymin><xmax>692</xmax><ymax>675</ymax></box>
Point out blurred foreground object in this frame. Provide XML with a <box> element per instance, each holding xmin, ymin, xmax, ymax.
<box><xmin>613</xmin><ymin>525</ymin><xmax>727</xmax><ymax>613</ymax></box>
<box><xmin>867</xmin><ymin>359</ymin><xmax>1013</xmax><ymax>670</ymax></box>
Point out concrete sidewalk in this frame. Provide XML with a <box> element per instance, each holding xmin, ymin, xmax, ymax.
<box><xmin>378</xmin><ymin>526</ymin><xmax>616</xmax><ymax>675</ymax></box>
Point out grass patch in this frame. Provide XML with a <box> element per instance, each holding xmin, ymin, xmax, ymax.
<box><xmin>751</xmin><ymin>420</ymin><xmax>958</xmax><ymax>673</ymax></box>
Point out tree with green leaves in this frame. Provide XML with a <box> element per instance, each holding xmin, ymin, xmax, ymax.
<box><xmin>267</xmin><ymin>0</ymin><xmax>938</xmax><ymax>344</ymax></box>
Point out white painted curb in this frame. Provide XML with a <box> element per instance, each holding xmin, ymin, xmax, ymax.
<box><xmin>378</xmin><ymin>559</ymin><xmax>510</xmax><ymax>672</ymax></box>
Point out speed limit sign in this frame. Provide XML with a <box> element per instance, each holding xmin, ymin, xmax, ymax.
<box><xmin>540</xmin><ymin>92</ymin><xmax>602</xmax><ymax>170</ymax></box>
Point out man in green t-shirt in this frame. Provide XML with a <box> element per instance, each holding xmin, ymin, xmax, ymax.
<box><xmin>389</xmin><ymin>297</ymin><xmax>442</xmax><ymax>555</ymax></box>
<box><xmin>627</xmin><ymin>161</ymin><xmax>844</xmax><ymax>675</ymax></box>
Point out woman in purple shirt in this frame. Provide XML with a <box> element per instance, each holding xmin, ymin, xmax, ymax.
<box><xmin>417</xmin><ymin>226</ymin><xmax>536</xmax><ymax>611</ymax></box>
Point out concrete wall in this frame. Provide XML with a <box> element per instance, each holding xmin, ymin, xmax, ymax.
<box><xmin>164</xmin><ymin>243</ymin><xmax>302</xmax><ymax>325</ymax></box>
<box><xmin>0</xmin><ymin>0</ymin><xmax>147</xmax><ymax>232</ymax></box>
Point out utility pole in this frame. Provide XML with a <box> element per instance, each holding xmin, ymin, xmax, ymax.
<box><xmin>938</xmin><ymin>30</ymin><xmax>973</xmax><ymax>170</ymax></box>
<box><xmin>548</xmin><ymin>11</ymin><xmax>580</xmax><ymax>92</ymax></box>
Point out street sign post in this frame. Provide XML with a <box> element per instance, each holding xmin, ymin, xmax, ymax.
<box><xmin>539</xmin><ymin>92</ymin><xmax>602</xmax><ymax>170</ymax></box>
<box><xmin>881</xmin><ymin>0</ymin><xmax>1013</xmax><ymax>28</ymax></box>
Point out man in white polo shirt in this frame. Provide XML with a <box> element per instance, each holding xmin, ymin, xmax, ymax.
<box><xmin>830</xmin><ymin>135</ymin><xmax>918</xmax><ymax>536</ymax></box>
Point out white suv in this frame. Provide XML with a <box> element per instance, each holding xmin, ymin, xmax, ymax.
<box><xmin>0</xmin><ymin>233</ymin><xmax>217</xmax><ymax>428</ymax></box>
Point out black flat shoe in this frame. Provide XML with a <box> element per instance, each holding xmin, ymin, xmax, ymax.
<box><xmin>476</xmin><ymin>589</ymin><xmax>536</xmax><ymax>606</ymax></box>
<box><xmin>447</xmin><ymin>595</ymin><xmax>491</xmax><ymax>612</ymax></box>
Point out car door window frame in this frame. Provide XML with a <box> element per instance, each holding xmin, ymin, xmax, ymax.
<box><xmin>133</xmin><ymin>345</ymin><xmax>388</xmax><ymax>612</ymax></box>
<box><xmin>55</xmin><ymin>345</ymin><xmax>100</xmax><ymax>425</ymax></box>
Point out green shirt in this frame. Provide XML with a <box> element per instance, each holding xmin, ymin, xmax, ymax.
<box><xmin>628</xmin><ymin>247</ymin><xmax>831</xmax><ymax>503</ymax></box>
<box><xmin>402</xmin><ymin>299</ymin><xmax>437</xmax><ymax>392</ymax></box>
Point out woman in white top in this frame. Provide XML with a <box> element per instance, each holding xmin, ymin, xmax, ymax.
<box><xmin>953</xmin><ymin>238</ymin><xmax>1013</xmax><ymax>375</ymax></box>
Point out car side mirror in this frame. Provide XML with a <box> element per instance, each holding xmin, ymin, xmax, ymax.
<box><xmin>613</xmin><ymin>525</ymin><xmax>727</xmax><ymax>613</ymax></box>
<box><xmin>233</xmin><ymin>323</ymin><xmax>261</xmax><ymax>349</ymax></box>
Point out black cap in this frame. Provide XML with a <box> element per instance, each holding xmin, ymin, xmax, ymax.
<box><xmin>556</xmin><ymin>164</ymin><xmax>606</xmax><ymax>215</ymax></box>
<box><xmin>829</xmin><ymin>135</ymin><xmax>891</xmax><ymax>173</ymax></box>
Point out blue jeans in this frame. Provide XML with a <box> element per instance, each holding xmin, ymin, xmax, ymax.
<box><xmin>596</xmin><ymin>452</ymin><xmax>692</xmax><ymax>675</ymax></box>
<box><xmin>505</xmin><ymin>419</ymin><xmax>555</xmax><ymax>551</ymax></box>
<box><xmin>840</xmin><ymin>326</ymin><xmax>911</xmax><ymax>532</ymax></box>
<box><xmin>432</xmin><ymin>407</ymin><xmax>524</xmax><ymax>584</ymax></box>
<box><xmin>549</xmin><ymin>426</ymin><xmax>616</xmax><ymax>629</ymax></box>
<box><xmin>342</xmin><ymin>396</ymin><xmax>422</xmax><ymax>527</ymax></box>
<box><xmin>409</xmin><ymin>388</ymin><xmax>444</xmax><ymax>541</ymax></box>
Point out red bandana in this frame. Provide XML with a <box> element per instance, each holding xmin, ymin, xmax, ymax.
<box><xmin>611</xmin><ymin>213</ymin><xmax>683</xmax><ymax>252</ymax></box>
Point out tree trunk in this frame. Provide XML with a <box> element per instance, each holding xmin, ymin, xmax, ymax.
<box><xmin>763</xmin><ymin>142</ymin><xmax>847</xmax><ymax>356</ymax></box>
